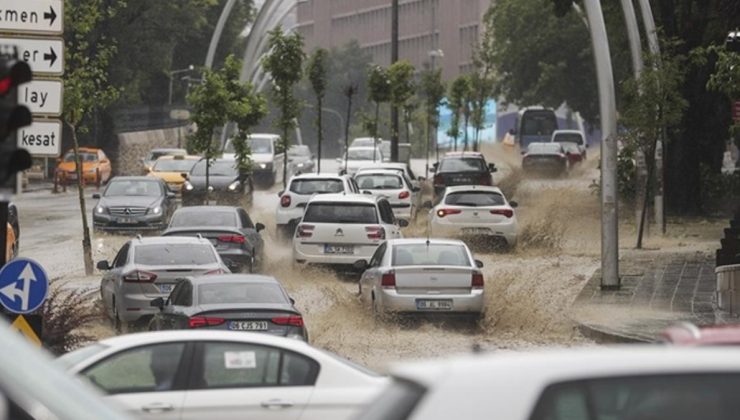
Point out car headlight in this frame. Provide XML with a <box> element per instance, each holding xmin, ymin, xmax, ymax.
<box><xmin>95</xmin><ymin>206</ymin><xmax>106</xmax><ymax>214</ymax></box>
<box><xmin>296</xmin><ymin>163</ymin><xmax>305</xmax><ymax>168</ymax></box>
<box><xmin>258</xmin><ymin>163</ymin><xmax>267</xmax><ymax>169</ymax></box>
<box><xmin>228</xmin><ymin>181</ymin><xmax>241</xmax><ymax>191</ymax></box>
<box><xmin>184</xmin><ymin>181</ymin><xmax>194</xmax><ymax>191</ymax></box>
<box><xmin>151</xmin><ymin>206</ymin><xmax>162</xmax><ymax>215</ymax></box>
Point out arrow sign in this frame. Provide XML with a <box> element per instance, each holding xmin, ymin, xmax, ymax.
<box><xmin>0</xmin><ymin>0</ymin><xmax>64</xmax><ymax>35</ymax></box>
<box><xmin>0</xmin><ymin>258</ymin><xmax>49</xmax><ymax>314</ymax></box>
<box><xmin>18</xmin><ymin>79</ymin><xmax>64</xmax><ymax>117</ymax></box>
<box><xmin>0</xmin><ymin>37</ymin><xmax>64</xmax><ymax>75</ymax></box>
<box><xmin>17</xmin><ymin>119</ymin><xmax>62</xmax><ymax>157</ymax></box>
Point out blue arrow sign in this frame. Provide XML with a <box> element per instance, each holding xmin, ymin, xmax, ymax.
<box><xmin>0</xmin><ymin>258</ymin><xmax>49</xmax><ymax>314</ymax></box>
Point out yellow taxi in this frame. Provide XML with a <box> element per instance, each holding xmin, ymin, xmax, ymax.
<box><xmin>56</xmin><ymin>147</ymin><xmax>112</xmax><ymax>185</ymax></box>
<box><xmin>5</xmin><ymin>223</ymin><xmax>16</xmax><ymax>262</ymax></box>
<box><xmin>147</xmin><ymin>155</ymin><xmax>200</xmax><ymax>192</ymax></box>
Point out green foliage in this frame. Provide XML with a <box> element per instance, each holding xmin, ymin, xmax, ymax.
<box><xmin>389</xmin><ymin>61</ymin><xmax>416</xmax><ymax>110</ymax></box>
<box><xmin>307</xmin><ymin>48</ymin><xmax>329</xmax><ymax>168</ymax></box>
<box><xmin>699</xmin><ymin>164</ymin><xmax>740</xmax><ymax>211</ymax></box>
<box><xmin>419</xmin><ymin>67</ymin><xmax>445</xmax><ymax>130</ymax></box>
<box><xmin>367</xmin><ymin>65</ymin><xmax>392</xmax><ymax>140</ymax></box>
<box><xmin>705</xmin><ymin>46</ymin><xmax>740</xmax><ymax>134</ymax></box>
<box><xmin>447</xmin><ymin>75</ymin><xmax>471</xmax><ymax>145</ymax></box>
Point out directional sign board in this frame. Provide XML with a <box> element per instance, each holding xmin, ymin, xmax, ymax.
<box><xmin>18</xmin><ymin>79</ymin><xmax>63</xmax><ymax>116</ymax></box>
<box><xmin>0</xmin><ymin>36</ymin><xmax>63</xmax><ymax>75</ymax></box>
<box><xmin>0</xmin><ymin>0</ymin><xmax>63</xmax><ymax>35</ymax></box>
<box><xmin>0</xmin><ymin>258</ymin><xmax>49</xmax><ymax>314</ymax></box>
<box><xmin>17</xmin><ymin>119</ymin><xmax>61</xmax><ymax>157</ymax></box>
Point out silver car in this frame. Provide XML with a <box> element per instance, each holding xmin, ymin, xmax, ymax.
<box><xmin>357</xmin><ymin>238</ymin><xmax>485</xmax><ymax>317</ymax></box>
<box><xmin>98</xmin><ymin>236</ymin><xmax>230</xmax><ymax>329</ymax></box>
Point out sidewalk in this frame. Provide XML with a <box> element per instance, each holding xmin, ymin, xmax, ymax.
<box><xmin>570</xmin><ymin>250</ymin><xmax>719</xmax><ymax>343</ymax></box>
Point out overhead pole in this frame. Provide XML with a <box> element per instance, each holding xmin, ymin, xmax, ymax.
<box><xmin>390</xmin><ymin>0</ymin><xmax>400</xmax><ymax>162</ymax></box>
<box><xmin>205</xmin><ymin>0</ymin><xmax>237</xmax><ymax>69</ymax></box>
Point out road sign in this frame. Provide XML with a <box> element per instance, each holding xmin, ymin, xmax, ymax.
<box><xmin>0</xmin><ymin>258</ymin><xmax>49</xmax><ymax>314</ymax></box>
<box><xmin>733</xmin><ymin>101</ymin><xmax>740</xmax><ymax>123</ymax></box>
<box><xmin>18</xmin><ymin>79</ymin><xmax>63</xmax><ymax>116</ymax></box>
<box><xmin>0</xmin><ymin>36</ymin><xmax>63</xmax><ymax>75</ymax></box>
<box><xmin>0</xmin><ymin>0</ymin><xmax>63</xmax><ymax>36</ymax></box>
<box><xmin>10</xmin><ymin>315</ymin><xmax>42</xmax><ymax>346</ymax></box>
<box><xmin>17</xmin><ymin>119</ymin><xmax>61</xmax><ymax>157</ymax></box>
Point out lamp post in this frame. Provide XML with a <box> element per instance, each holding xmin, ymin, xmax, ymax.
<box><xmin>168</xmin><ymin>65</ymin><xmax>195</xmax><ymax>105</ymax></box>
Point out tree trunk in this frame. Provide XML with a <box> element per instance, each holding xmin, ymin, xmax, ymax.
<box><xmin>374</xmin><ymin>102</ymin><xmax>380</xmax><ymax>162</ymax></box>
<box><xmin>637</xmin><ymin>138</ymin><xmax>659</xmax><ymax>249</ymax></box>
<box><xmin>70</xmin><ymin>123</ymin><xmax>94</xmax><ymax>275</ymax></box>
<box><xmin>344</xmin><ymin>90</ymin><xmax>353</xmax><ymax>174</ymax></box>
<box><xmin>425</xmin><ymin>113</ymin><xmax>431</xmax><ymax>176</ymax></box>
<box><xmin>463</xmin><ymin>112</ymin><xmax>470</xmax><ymax>151</ymax></box>
<box><xmin>205</xmin><ymin>141</ymin><xmax>210</xmax><ymax>204</ymax></box>
<box><xmin>317</xmin><ymin>96</ymin><xmax>323</xmax><ymax>174</ymax></box>
<box><xmin>283</xmin><ymin>126</ymin><xmax>289</xmax><ymax>189</ymax></box>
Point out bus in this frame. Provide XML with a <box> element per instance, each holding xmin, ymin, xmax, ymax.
<box><xmin>514</xmin><ymin>107</ymin><xmax>559</xmax><ymax>152</ymax></box>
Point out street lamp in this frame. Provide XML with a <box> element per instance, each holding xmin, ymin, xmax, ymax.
<box><xmin>168</xmin><ymin>65</ymin><xmax>195</xmax><ymax>105</ymax></box>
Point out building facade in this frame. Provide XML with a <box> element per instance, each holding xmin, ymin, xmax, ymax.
<box><xmin>296</xmin><ymin>0</ymin><xmax>490</xmax><ymax>80</ymax></box>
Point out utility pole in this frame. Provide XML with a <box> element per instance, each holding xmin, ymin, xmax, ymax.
<box><xmin>583</xmin><ymin>0</ymin><xmax>620</xmax><ymax>289</ymax></box>
<box><xmin>390</xmin><ymin>0</ymin><xmax>400</xmax><ymax>162</ymax></box>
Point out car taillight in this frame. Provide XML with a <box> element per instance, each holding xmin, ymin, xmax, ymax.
<box><xmin>272</xmin><ymin>315</ymin><xmax>304</xmax><ymax>327</ymax></box>
<box><xmin>188</xmin><ymin>316</ymin><xmax>225</xmax><ymax>328</ymax></box>
<box><xmin>398</xmin><ymin>190</ymin><xmax>410</xmax><ymax>199</ymax></box>
<box><xmin>436</xmin><ymin>208</ymin><xmax>462</xmax><ymax>218</ymax></box>
<box><xmin>366</xmin><ymin>225</ymin><xmax>386</xmax><ymax>240</ymax></box>
<box><xmin>205</xmin><ymin>269</ymin><xmax>226</xmax><ymax>275</ymax></box>
<box><xmin>433</xmin><ymin>174</ymin><xmax>443</xmax><ymax>186</ymax></box>
<box><xmin>297</xmin><ymin>224</ymin><xmax>314</xmax><ymax>238</ymax></box>
<box><xmin>490</xmin><ymin>209</ymin><xmax>514</xmax><ymax>218</ymax></box>
<box><xmin>472</xmin><ymin>272</ymin><xmax>484</xmax><ymax>289</ymax></box>
<box><xmin>218</xmin><ymin>235</ymin><xmax>246</xmax><ymax>244</ymax></box>
<box><xmin>122</xmin><ymin>270</ymin><xmax>157</xmax><ymax>283</ymax></box>
<box><xmin>280</xmin><ymin>194</ymin><xmax>291</xmax><ymax>207</ymax></box>
<box><xmin>381</xmin><ymin>271</ymin><xmax>396</xmax><ymax>288</ymax></box>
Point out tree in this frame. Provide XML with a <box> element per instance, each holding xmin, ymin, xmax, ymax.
<box><xmin>706</xmin><ymin>45</ymin><xmax>740</xmax><ymax>134</ymax></box>
<box><xmin>307</xmin><ymin>48</ymin><xmax>329</xmax><ymax>173</ymax></box>
<box><xmin>367</xmin><ymin>65</ymin><xmax>392</xmax><ymax>161</ymax></box>
<box><xmin>262</xmin><ymin>27</ymin><xmax>306</xmax><ymax>188</ymax></box>
<box><xmin>447</xmin><ymin>76</ymin><xmax>470</xmax><ymax>151</ymax></box>
<box><xmin>419</xmin><ymin>67</ymin><xmax>446</xmax><ymax>167</ymax></box>
<box><xmin>470</xmin><ymin>34</ymin><xmax>498</xmax><ymax>152</ymax></box>
<box><xmin>63</xmin><ymin>0</ymin><xmax>122</xmax><ymax>275</ymax></box>
<box><xmin>389</xmin><ymin>61</ymin><xmax>416</xmax><ymax>154</ymax></box>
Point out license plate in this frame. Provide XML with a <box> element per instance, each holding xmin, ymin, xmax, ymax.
<box><xmin>462</xmin><ymin>228</ymin><xmax>492</xmax><ymax>235</ymax></box>
<box><xmin>416</xmin><ymin>299</ymin><xmax>453</xmax><ymax>311</ymax></box>
<box><xmin>158</xmin><ymin>284</ymin><xmax>174</xmax><ymax>294</ymax></box>
<box><xmin>117</xmin><ymin>218</ymin><xmax>136</xmax><ymax>224</ymax></box>
<box><xmin>229</xmin><ymin>321</ymin><xmax>269</xmax><ymax>331</ymax></box>
<box><xmin>324</xmin><ymin>244</ymin><xmax>354</xmax><ymax>254</ymax></box>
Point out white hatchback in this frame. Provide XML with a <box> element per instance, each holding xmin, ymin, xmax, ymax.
<box><xmin>293</xmin><ymin>194</ymin><xmax>406</xmax><ymax>266</ymax></box>
<box><xmin>355</xmin><ymin>169</ymin><xmax>421</xmax><ymax>222</ymax></box>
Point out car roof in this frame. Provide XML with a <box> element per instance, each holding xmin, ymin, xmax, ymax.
<box><xmin>131</xmin><ymin>235</ymin><xmax>212</xmax><ymax>245</ymax></box>
<box><xmin>151</xmin><ymin>148</ymin><xmax>186</xmax><ymax>153</ymax></box>
<box><xmin>552</xmin><ymin>129</ymin><xmax>583</xmax><ymax>136</ymax></box>
<box><xmin>348</xmin><ymin>146</ymin><xmax>380</xmax><ymax>151</ymax></box>
<box><xmin>155</xmin><ymin>155</ymin><xmax>200</xmax><ymax>161</ymax></box>
<box><xmin>385</xmin><ymin>238</ymin><xmax>467</xmax><ymax>247</ymax></box>
<box><xmin>109</xmin><ymin>176</ymin><xmax>162</xmax><ymax>182</ymax></box>
<box><xmin>189</xmin><ymin>274</ymin><xmax>280</xmax><ymax>285</ymax></box>
<box><xmin>444</xmin><ymin>185</ymin><xmax>504</xmax><ymax>195</ymax></box>
<box><xmin>97</xmin><ymin>330</ymin><xmax>312</xmax><ymax>350</ymax></box>
<box><xmin>291</xmin><ymin>172</ymin><xmax>343</xmax><ymax>180</ymax></box>
<box><xmin>661</xmin><ymin>323</ymin><xmax>740</xmax><ymax>345</ymax></box>
<box><xmin>70</xmin><ymin>147</ymin><xmax>101</xmax><ymax>153</ymax></box>
<box><xmin>173</xmin><ymin>205</ymin><xmax>237</xmax><ymax>213</ymax></box>
<box><xmin>357</xmin><ymin>163</ymin><xmax>407</xmax><ymax>170</ymax></box>
<box><xmin>307</xmin><ymin>193</ymin><xmax>379</xmax><ymax>204</ymax></box>
<box><xmin>444</xmin><ymin>151</ymin><xmax>484</xmax><ymax>158</ymax></box>
<box><xmin>248</xmin><ymin>133</ymin><xmax>279</xmax><ymax>139</ymax></box>
<box><xmin>354</xmin><ymin>169</ymin><xmax>403</xmax><ymax>177</ymax></box>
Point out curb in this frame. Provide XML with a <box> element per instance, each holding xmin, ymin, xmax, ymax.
<box><xmin>575</xmin><ymin>321</ymin><xmax>652</xmax><ymax>344</ymax></box>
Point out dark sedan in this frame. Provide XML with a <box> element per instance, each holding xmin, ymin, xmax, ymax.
<box><xmin>92</xmin><ymin>177</ymin><xmax>176</xmax><ymax>232</ymax></box>
<box><xmin>287</xmin><ymin>144</ymin><xmax>315</xmax><ymax>175</ymax></box>
<box><xmin>432</xmin><ymin>152</ymin><xmax>497</xmax><ymax>199</ymax></box>
<box><xmin>522</xmin><ymin>142</ymin><xmax>569</xmax><ymax>176</ymax></box>
<box><xmin>162</xmin><ymin>206</ymin><xmax>265</xmax><ymax>273</ymax></box>
<box><xmin>181</xmin><ymin>158</ymin><xmax>254</xmax><ymax>207</ymax></box>
<box><xmin>148</xmin><ymin>274</ymin><xmax>308</xmax><ymax>341</ymax></box>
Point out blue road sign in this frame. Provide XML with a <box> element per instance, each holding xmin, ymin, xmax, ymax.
<box><xmin>0</xmin><ymin>258</ymin><xmax>49</xmax><ymax>314</ymax></box>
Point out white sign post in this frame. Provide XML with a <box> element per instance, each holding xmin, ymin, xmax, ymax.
<box><xmin>0</xmin><ymin>0</ymin><xmax>63</xmax><ymax>35</ymax></box>
<box><xmin>18</xmin><ymin>79</ymin><xmax>63</xmax><ymax>116</ymax></box>
<box><xmin>17</xmin><ymin>120</ymin><xmax>61</xmax><ymax>157</ymax></box>
<box><xmin>0</xmin><ymin>36</ymin><xmax>63</xmax><ymax>75</ymax></box>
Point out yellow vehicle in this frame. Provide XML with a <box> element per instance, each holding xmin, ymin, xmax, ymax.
<box><xmin>147</xmin><ymin>155</ymin><xmax>200</xmax><ymax>192</ymax></box>
<box><xmin>5</xmin><ymin>223</ymin><xmax>16</xmax><ymax>262</ymax></box>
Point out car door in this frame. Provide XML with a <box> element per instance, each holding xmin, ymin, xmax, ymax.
<box><xmin>180</xmin><ymin>341</ymin><xmax>316</xmax><ymax>420</ymax></box>
<box><xmin>378</xmin><ymin>200</ymin><xmax>401</xmax><ymax>238</ymax></box>
<box><xmin>104</xmin><ymin>242</ymin><xmax>130</xmax><ymax>317</ymax></box>
<box><xmin>154</xmin><ymin>281</ymin><xmax>193</xmax><ymax>330</ymax></box>
<box><xmin>360</xmin><ymin>242</ymin><xmax>387</xmax><ymax>303</ymax></box>
<box><xmin>238</xmin><ymin>208</ymin><xmax>264</xmax><ymax>259</ymax></box>
<box><xmin>79</xmin><ymin>342</ymin><xmax>191</xmax><ymax>420</ymax></box>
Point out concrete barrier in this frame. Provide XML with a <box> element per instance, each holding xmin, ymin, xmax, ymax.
<box><xmin>114</xmin><ymin>125</ymin><xmax>191</xmax><ymax>176</ymax></box>
<box><xmin>716</xmin><ymin>264</ymin><xmax>740</xmax><ymax>314</ymax></box>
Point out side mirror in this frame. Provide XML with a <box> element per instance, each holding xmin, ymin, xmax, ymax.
<box><xmin>353</xmin><ymin>260</ymin><xmax>369</xmax><ymax>271</ymax></box>
<box><xmin>488</xmin><ymin>163</ymin><xmax>497</xmax><ymax>173</ymax></box>
<box><xmin>417</xmin><ymin>176</ymin><xmax>426</xmax><ymax>182</ymax></box>
<box><xmin>475</xmin><ymin>260</ymin><xmax>484</xmax><ymax>268</ymax></box>
<box><xmin>166</xmin><ymin>192</ymin><xmax>176</xmax><ymax>199</ymax></box>
<box><xmin>432</xmin><ymin>163</ymin><xmax>438</xmax><ymax>172</ymax></box>
<box><xmin>180</xmin><ymin>173</ymin><xmax>188</xmax><ymax>179</ymax></box>
<box><xmin>150</xmin><ymin>297</ymin><xmax>165</xmax><ymax>310</ymax></box>
<box><xmin>362</xmin><ymin>190</ymin><xmax>373</xmax><ymax>195</ymax></box>
<box><xmin>277</xmin><ymin>190</ymin><xmax>284</xmax><ymax>197</ymax></box>
<box><xmin>96</xmin><ymin>260</ymin><xmax>110</xmax><ymax>271</ymax></box>
<box><xmin>92</xmin><ymin>193</ymin><xmax>101</xmax><ymax>199</ymax></box>
<box><xmin>255</xmin><ymin>223</ymin><xmax>265</xmax><ymax>232</ymax></box>
<box><xmin>509</xmin><ymin>128</ymin><xmax>516</xmax><ymax>135</ymax></box>
<box><xmin>289</xmin><ymin>297</ymin><xmax>296</xmax><ymax>305</ymax></box>
<box><xmin>509</xmin><ymin>201</ymin><xmax>519</xmax><ymax>208</ymax></box>
<box><xmin>397</xmin><ymin>219</ymin><xmax>409</xmax><ymax>228</ymax></box>
<box><xmin>423</xmin><ymin>201</ymin><xmax>433</xmax><ymax>209</ymax></box>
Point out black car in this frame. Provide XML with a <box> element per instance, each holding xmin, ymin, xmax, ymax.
<box><xmin>522</xmin><ymin>142</ymin><xmax>569</xmax><ymax>176</ymax></box>
<box><xmin>287</xmin><ymin>145</ymin><xmax>315</xmax><ymax>175</ymax></box>
<box><xmin>7</xmin><ymin>202</ymin><xmax>19</xmax><ymax>257</ymax></box>
<box><xmin>162</xmin><ymin>206</ymin><xmax>265</xmax><ymax>273</ymax></box>
<box><xmin>149</xmin><ymin>274</ymin><xmax>308</xmax><ymax>341</ymax></box>
<box><xmin>432</xmin><ymin>152</ymin><xmax>497</xmax><ymax>198</ymax></box>
<box><xmin>182</xmin><ymin>158</ymin><xmax>253</xmax><ymax>206</ymax></box>
<box><xmin>92</xmin><ymin>177</ymin><xmax>176</xmax><ymax>232</ymax></box>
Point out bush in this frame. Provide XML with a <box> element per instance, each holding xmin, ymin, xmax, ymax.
<box><xmin>39</xmin><ymin>280</ymin><xmax>102</xmax><ymax>355</ymax></box>
<box><xmin>700</xmin><ymin>164</ymin><xmax>740</xmax><ymax>214</ymax></box>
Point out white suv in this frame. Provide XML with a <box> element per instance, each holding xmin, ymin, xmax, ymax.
<box><xmin>293</xmin><ymin>194</ymin><xmax>407</xmax><ymax>266</ymax></box>
<box><xmin>354</xmin><ymin>169</ymin><xmax>420</xmax><ymax>222</ymax></box>
<box><xmin>276</xmin><ymin>173</ymin><xmax>359</xmax><ymax>238</ymax></box>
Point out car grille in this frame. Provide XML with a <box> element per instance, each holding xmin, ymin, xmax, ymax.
<box><xmin>109</xmin><ymin>206</ymin><xmax>148</xmax><ymax>216</ymax></box>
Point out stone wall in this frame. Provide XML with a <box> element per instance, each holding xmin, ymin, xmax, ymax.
<box><xmin>113</xmin><ymin>126</ymin><xmax>190</xmax><ymax>176</ymax></box>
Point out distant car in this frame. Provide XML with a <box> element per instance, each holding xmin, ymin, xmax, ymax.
<box><xmin>163</xmin><ymin>206</ymin><xmax>265</xmax><ymax>273</ymax></box>
<box><xmin>551</xmin><ymin>129</ymin><xmax>587</xmax><ymax>160</ymax></box>
<box><xmin>182</xmin><ymin>158</ymin><xmax>254</xmax><ymax>207</ymax></box>
<box><xmin>141</xmin><ymin>148</ymin><xmax>187</xmax><ymax>174</ymax></box>
<box><xmin>287</xmin><ymin>144</ymin><xmax>316</xmax><ymax>174</ymax></box>
<box><xmin>92</xmin><ymin>176</ymin><xmax>176</xmax><ymax>232</ymax></box>
<box><xmin>338</xmin><ymin>146</ymin><xmax>384</xmax><ymax>175</ymax></box>
<box><xmin>357</xmin><ymin>238</ymin><xmax>485</xmax><ymax>317</ymax></box>
<box><xmin>432</xmin><ymin>152</ymin><xmax>497</xmax><ymax>198</ymax></box>
<box><xmin>379</xmin><ymin>140</ymin><xmax>391</xmax><ymax>162</ymax></box>
<box><xmin>276</xmin><ymin>173</ymin><xmax>360</xmax><ymax>239</ymax></box>
<box><xmin>357</xmin><ymin>347</ymin><xmax>740</xmax><ymax>420</ymax></box>
<box><xmin>660</xmin><ymin>322</ymin><xmax>740</xmax><ymax>346</ymax></box>
<box><xmin>561</xmin><ymin>141</ymin><xmax>584</xmax><ymax>166</ymax></box>
<box><xmin>350</xmin><ymin>137</ymin><xmax>381</xmax><ymax>149</ymax></box>
<box><xmin>146</xmin><ymin>154</ymin><xmax>200</xmax><ymax>192</ymax></box>
<box><xmin>522</xmin><ymin>142</ymin><xmax>569</xmax><ymax>176</ymax></box>
<box><xmin>355</xmin><ymin>169</ymin><xmax>421</xmax><ymax>222</ymax></box>
<box><xmin>293</xmin><ymin>193</ymin><xmax>406</xmax><ymax>267</ymax></box>
<box><xmin>59</xmin><ymin>330</ymin><xmax>387</xmax><ymax>420</ymax></box>
<box><xmin>149</xmin><ymin>274</ymin><xmax>308</xmax><ymax>340</ymax></box>
<box><xmin>223</xmin><ymin>134</ymin><xmax>284</xmax><ymax>187</ymax></box>
<box><xmin>7</xmin><ymin>202</ymin><xmax>19</xmax><ymax>258</ymax></box>
<box><xmin>56</xmin><ymin>147</ymin><xmax>112</xmax><ymax>185</ymax></box>
<box><xmin>429</xmin><ymin>185</ymin><xmax>518</xmax><ymax>247</ymax></box>
<box><xmin>97</xmin><ymin>236</ymin><xmax>229</xmax><ymax>329</ymax></box>
<box><xmin>355</xmin><ymin>162</ymin><xmax>425</xmax><ymax>190</ymax></box>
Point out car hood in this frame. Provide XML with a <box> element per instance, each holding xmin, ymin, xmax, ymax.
<box><xmin>98</xmin><ymin>195</ymin><xmax>162</xmax><ymax>208</ymax></box>
<box><xmin>188</xmin><ymin>175</ymin><xmax>238</xmax><ymax>189</ymax></box>
<box><xmin>251</xmin><ymin>153</ymin><xmax>274</xmax><ymax>163</ymax></box>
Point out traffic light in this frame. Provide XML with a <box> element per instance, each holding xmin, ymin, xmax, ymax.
<box><xmin>0</xmin><ymin>47</ymin><xmax>33</xmax><ymax>191</ymax></box>
<box><xmin>727</xmin><ymin>31</ymin><xmax>740</xmax><ymax>53</ymax></box>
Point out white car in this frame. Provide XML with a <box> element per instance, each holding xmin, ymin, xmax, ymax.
<box><xmin>355</xmin><ymin>170</ymin><xmax>420</xmax><ymax>222</ymax></box>
<box><xmin>355</xmin><ymin>162</ymin><xmax>425</xmax><ymax>191</ymax></box>
<box><xmin>430</xmin><ymin>185</ymin><xmax>518</xmax><ymax>247</ymax></box>
<box><xmin>551</xmin><ymin>129</ymin><xmax>587</xmax><ymax>159</ymax></box>
<box><xmin>58</xmin><ymin>331</ymin><xmax>388</xmax><ymax>420</ymax></box>
<box><xmin>293</xmin><ymin>194</ymin><xmax>406</xmax><ymax>266</ymax></box>
<box><xmin>358</xmin><ymin>238</ymin><xmax>485</xmax><ymax>316</ymax></box>
<box><xmin>224</xmin><ymin>134</ymin><xmax>284</xmax><ymax>187</ymax></box>
<box><xmin>337</xmin><ymin>146</ymin><xmax>384</xmax><ymax>175</ymax></box>
<box><xmin>276</xmin><ymin>173</ymin><xmax>360</xmax><ymax>239</ymax></box>
<box><xmin>357</xmin><ymin>347</ymin><xmax>740</xmax><ymax>420</ymax></box>
<box><xmin>350</xmin><ymin>137</ymin><xmax>382</xmax><ymax>149</ymax></box>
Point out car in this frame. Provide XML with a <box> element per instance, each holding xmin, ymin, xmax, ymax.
<box><xmin>561</xmin><ymin>141</ymin><xmax>584</xmax><ymax>166</ymax></box>
<box><xmin>337</xmin><ymin>146</ymin><xmax>384</xmax><ymax>175</ymax></box>
<box><xmin>357</xmin><ymin>347</ymin><xmax>740</xmax><ymax>420</ymax></box>
<box><xmin>356</xmin><ymin>162</ymin><xmax>425</xmax><ymax>190</ymax></box>
<box><xmin>276</xmin><ymin>173</ymin><xmax>360</xmax><ymax>239</ymax></box>
<box><xmin>350</xmin><ymin>137</ymin><xmax>381</xmax><ymax>149</ymax></box>
<box><xmin>551</xmin><ymin>129</ymin><xmax>587</xmax><ymax>160</ymax></box>
<box><xmin>92</xmin><ymin>176</ymin><xmax>177</xmax><ymax>232</ymax></box>
<box><xmin>58</xmin><ymin>330</ymin><xmax>388</xmax><ymax>420</ymax></box>
<box><xmin>223</xmin><ymin>134</ymin><xmax>284</xmax><ymax>187</ymax></box>
<box><xmin>522</xmin><ymin>142</ymin><xmax>569</xmax><ymax>176</ymax></box>
<box><xmin>149</xmin><ymin>274</ymin><xmax>308</xmax><ymax>340</ymax></box>
<box><xmin>56</xmin><ymin>147</ymin><xmax>112</xmax><ymax>185</ymax></box>
<box><xmin>355</xmin><ymin>169</ymin><xmax>421</xmax><ymax>222</ymax></box>
<box><xmin>97</xmin><ymin>236</ymin><xmax>230</xmax><ymax>329</ymax></box>
<box><xmin>163</xmin><ymin>206</ymin><xmax>265</xmax><ymax>273</ymax></box>
<box><xmin>141</xmin><ymin>147</ymin><xmax>187</xmax><ymax>174</ymax></box>
<box><xmin>287</xmin><ymin>144</ymin><xmax>316</xmax><ymax>174</ymax></box>
<box><xmin>357</xmin><ymin>238</ymin><xmax>485</xmax><ymax>317</ymax></box>
<box><xmin>293</xmin><ymin>193</ymin><xmax>406</xmax><ymax>267</ymax></box>
<box><xmin>429</xmin><ymin>185</ymin><xmax>518</xmax><ymax>247</ymax></box>
<box><xmin>659</xmin><ymin>322</ymin><xmax>740</xmax><ymax>345</ymax></box>
<box><xmin>4</xmin><ymin>222</ymin><xmax>16</xmax><ymax>262</ymax></box>
<box><xmin>182</xmin><ymin>158</ymin><xmax>254</xmax><ymax>207</ymax></box>
<box><xmin>146</xmin><ymin>155</ymin><xmax>200</xmax><ymax>193</ymax></box>
<box><xmin>7</xmin><ymin>201</ymin><xmax>19</xmax><ymax>258</ymax></box>
<box><xmin>431</xmin><ymin>152</ymin><xmax>497</xmax><ymax>198</ymax></box>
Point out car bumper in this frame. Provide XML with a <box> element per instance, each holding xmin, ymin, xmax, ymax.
<box><xmin>119</xmin><ymin>293</ymin><xmax>166</xmax><ymax>322</ymax></box>
<box><xmin>431</xmin><ymin>219</ymin><xmax>518</xmax><ymax>245</ymax></box>
<box><xmin>93</xmin><ymin>214</ymin><xmax>168</xmax><ymax>231</ymax></box>
<box><xmin>293</xmin><ymin>241</ymin><xmax>380</xmax><ymax>265</ymax></box>
<box><xmin>217</xmin><ymin>249</ymin><xmax>254</xmax><ymax>271</ymax></box>
<box><xmin>276</xmin><ymin>207</ymin><xmax>305</xmax><ymax>226</ymax></box>
<box><xmin>377</xmin><ymin>288</ymin><xmax>485</xmax><ymax>313</ymax></box>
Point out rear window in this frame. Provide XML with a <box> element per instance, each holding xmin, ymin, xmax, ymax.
<box><xmin>191</xmin><ymin>160</ymin><xmax>237</xmax><ymax>176</ymax></box>
<box><xmin>170</xmin><ymin>210</ymin><xmax>237</xmax><ymax>227</ymax></box>
<box><xmin>152</xmin><ymin>158</ymin><xmax>197</xmax><ymax>172</ymax></box>
<box><xmin>198</xmin><ymin>283</ymin><xmax>287</xmax><ymax>305</ymax></box>
<box><xmin>445</xmin><ymin>191</ymin><xmax>505</xmax><ymax>206</ymax></box>
<box><xmin>134</xmin><ymin>243</ymin><xmax>217</xmax><ymax>265</ymax></box>
<box><xmin>290</xmin><ymin>179</ymin><xmax>344</xmax><ymax>194</ymax></box>
<box><xmin>393</xmin><ymin>243</ymin><xmax>471</xmax><ymax>266</ymax></box>
<box><xmin>438</xmin><ymin>158</ymin><xmax>485</xmax><ymax>173</ymax></box>
<box><xmin>356</xmin><ymin>174</ymin><xmax>403</xmax><ymax>190</ymax></box>
<box><xmin>303</xmin><ymin>203</ymin><xmax>378</xmax><ymax>224</ymax></box>
<box><xmin>553</xmin><ymin>133</ymin><xmax>584</xmax><ymax>145</ymax></box>
<box><xmin>528</xmin><ymin>143</ymin><xmax>562</xmax><ymax>154</ymax></box>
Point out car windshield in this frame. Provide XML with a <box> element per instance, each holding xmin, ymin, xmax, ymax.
<box><xmin>148</xmin><ymin>150</ymin><xmax>184</xmax><ymax>161</ymax></box>
<box><xmin>288</xmin><ymin>146</ymin><xmax>310</xmax><ymax>158</ymax></box>
<box><xmin>303</xmin><ymin>203</ymin><xmax>378</xmax><ymax>223</ymax></box>
<box><xmin>351</xmin><ymin>138</ymin><xmax>376</xmax><ymax>148</ymax></box>
<box><xmin>528</xmin><ymin>143</ymin><xmax>562</xmax><ymax>154</ymax></box>
<box><xmin>134</xmin><ymin>243</ymin><xmax>217</xmax><ymax>265</ymax></box>
<box><xmin>64</xmin><ymin>152</ymin><xmax>97</xmax><ymax>162</ymax></box>
<box><xmin>356</xmin><ymin>174</ymin><xmax>403</xmax><ymax>190</ymax></box>
<box><xmin>445</xmin><ymin>191</ymin><xmax>505</xmax><ymax>206</ymax></box>
<box><xmin>290</xmin><ymin>179</ymin><xmax>344</xmax><ymax>194</ymax></box>
<box><xmin>191</xmin><ymin>160</ymin><xmax>237</xmax><ymax>177</ymax></box>
<box><xmin>198</xmin><ymin>282</ymin><xmax>287</xmax><ymax>305</ymax></box>
<box><xmin>169</xmin><ymin>210</ymin><xmax>237</xmax><ymax>227</ymax></box>
<box><xmin>55</xmin><ymin>343</ymin><xmax>109</xmax><ymax>369</ymax></box>
<box><xmin>392</xmin><ymin>243</ymin><xmax>471</xmax><ymax>266</ymax></box>
<box><xmin>104</xmin><ymin>180</ymin><xmax>162</xmax><ymax>197</ymax></box>
<box><xmin>249</xmin><ymin>137</ymin><xmax>274</xmax><ymax>154</ymax></box>
<box><xmin>152</xmin><ymin>159</ymin><xmax>197</xmax><ymax>172</ymax></box>
<box><xmin>348</xmin><ymin>149</ymin><xmax>378</xmax><ymax>160</ymax></box>
<box><xmin>438</xmin><ymin>158</ymin><xmax>486</xmax><ymax>173</ymax></box>
<box><xmin>553</xmin><ymin>133</ymin><xmax>584</xmax><ymax>145</ymax></box>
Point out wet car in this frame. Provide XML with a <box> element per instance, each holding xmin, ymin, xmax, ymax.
<box><xmin>432</xmin><ymin>152</ymin><xmax>497</xmax><ymax>199</ymax></box>
<box><xmin>146</xmin><ymin>154</ymin><xmax>200</xmax><ymax>193</ymax></box>
<box><xmin>141</xmin><ymin>147</ymin><xmax>187</xmax><ymax>174</ymax></box>
<box><xmin>521</xmin><ymin>142</ymin><xmax>569</xmax><ymax>176</ymax></box>
<box><xmin>287</xmin><ymin>144</ymin><xmax>316</xmax><ymax>175</ymax></box>
<box><xmin>56</xmin><ymin>147</ymin><xmax>112</xmax><ymax>185</ymax></box>
<box><xmin>182</xmin><ymin>158</ymin><xmax>254</xmax><ymax>206</ymax></box>
<box><xmin>92</xmin><ymin>177</ymin><xmax>176</xmax><ymax>232</ymax></box>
